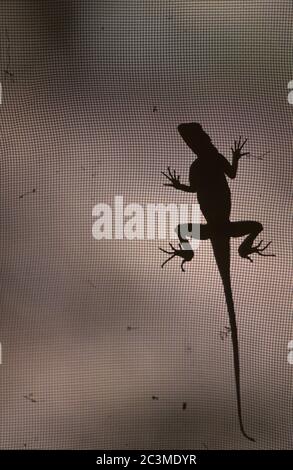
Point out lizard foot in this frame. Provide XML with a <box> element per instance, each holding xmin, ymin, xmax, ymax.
<box><xmin>159</xmin><ymin>243</ymin><xmax>194</xmax><ymax>272</ymax></box>
<box><xmin>239</xmin><ymin>240</ymin><xmax>276</xmax><ymax>263</ymax></box>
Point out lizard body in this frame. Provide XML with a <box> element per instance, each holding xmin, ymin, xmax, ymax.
<box><xmin>160</xmin><ymin>123</ymin><xmax>275</xmax><ymax>442</ymax></box>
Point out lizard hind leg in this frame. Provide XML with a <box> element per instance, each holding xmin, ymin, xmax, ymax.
<box><xmin>159</xmin><ymin>242</ymin><xmax>194</xmax><ymax>271</ymax></box>
<box><xmin>159</xmin><ymin>223</ymin><xmax>210</xmax><ymax>272</ymax></box>
<box><xmin>240</xmin><ymin>239</ymin><xmax>275</xmax><ymax>263</ymax></box>
<box><xmin>228</xmin><ymin>221</ymin><xmax>275</xmax><ymax>262</ymax></box>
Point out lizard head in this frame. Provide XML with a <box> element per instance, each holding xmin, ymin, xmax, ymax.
<box><xmin>177</xmin><ymin>122</ymin><xmax>214</xmax><ymax>157</ymax></box>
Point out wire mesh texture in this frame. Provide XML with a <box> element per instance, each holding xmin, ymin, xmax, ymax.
<box><xmin>0</xmin><ymin>0</ymin><xmax>292</xmax><ymax>449</ymax></box>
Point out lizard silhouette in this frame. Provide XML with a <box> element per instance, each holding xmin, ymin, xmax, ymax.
<box><xmin>160</xmin><ymin>122</ymin><xmax>275</xmax><ymax>442</ymax></box>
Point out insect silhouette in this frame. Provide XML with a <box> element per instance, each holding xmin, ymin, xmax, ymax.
<box><xmin>3</xmin><ymin>29</ymin><xmax>14</xmax><ymax>81</ymax></box>
<box><xmin>160</xmin><ymin>122</ymin><xmax>275</xmax><ymax>442</ymax></box>
<box><xmin>24</xmin><ymin>393</ymin><xmax>37</xmax><ymax>403</ymax></box>
<box><xmin>219</xmin><ymin>325</ymin><xmax>231</xmax><ymax>341</ymax></box>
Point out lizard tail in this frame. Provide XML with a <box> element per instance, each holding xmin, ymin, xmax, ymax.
<box><xmin>221</xmin><ymin>277</ymin><xmax>255</xmax><ymax>442</ymax></box>
<box><xmin>210</xmin><ymin>236</ymin><xmax>255</xmax><ymax>443</ymax></box>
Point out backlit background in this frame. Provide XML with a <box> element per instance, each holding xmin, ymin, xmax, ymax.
<box><xmin>0</xmin><ymin>0</ymin><xmax>292</xmax><ymax>449</ymax></box>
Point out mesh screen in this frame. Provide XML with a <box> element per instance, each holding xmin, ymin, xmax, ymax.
<box><xmin>0</xmin><ymin>0</ymin><xmax>292</xmax><ymax>449</ymax></box>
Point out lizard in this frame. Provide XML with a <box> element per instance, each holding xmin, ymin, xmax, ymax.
<box><xmin>160</xmin><ymin>122</ymin><xmax>275</xmax><ymax>442</ymax></box>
